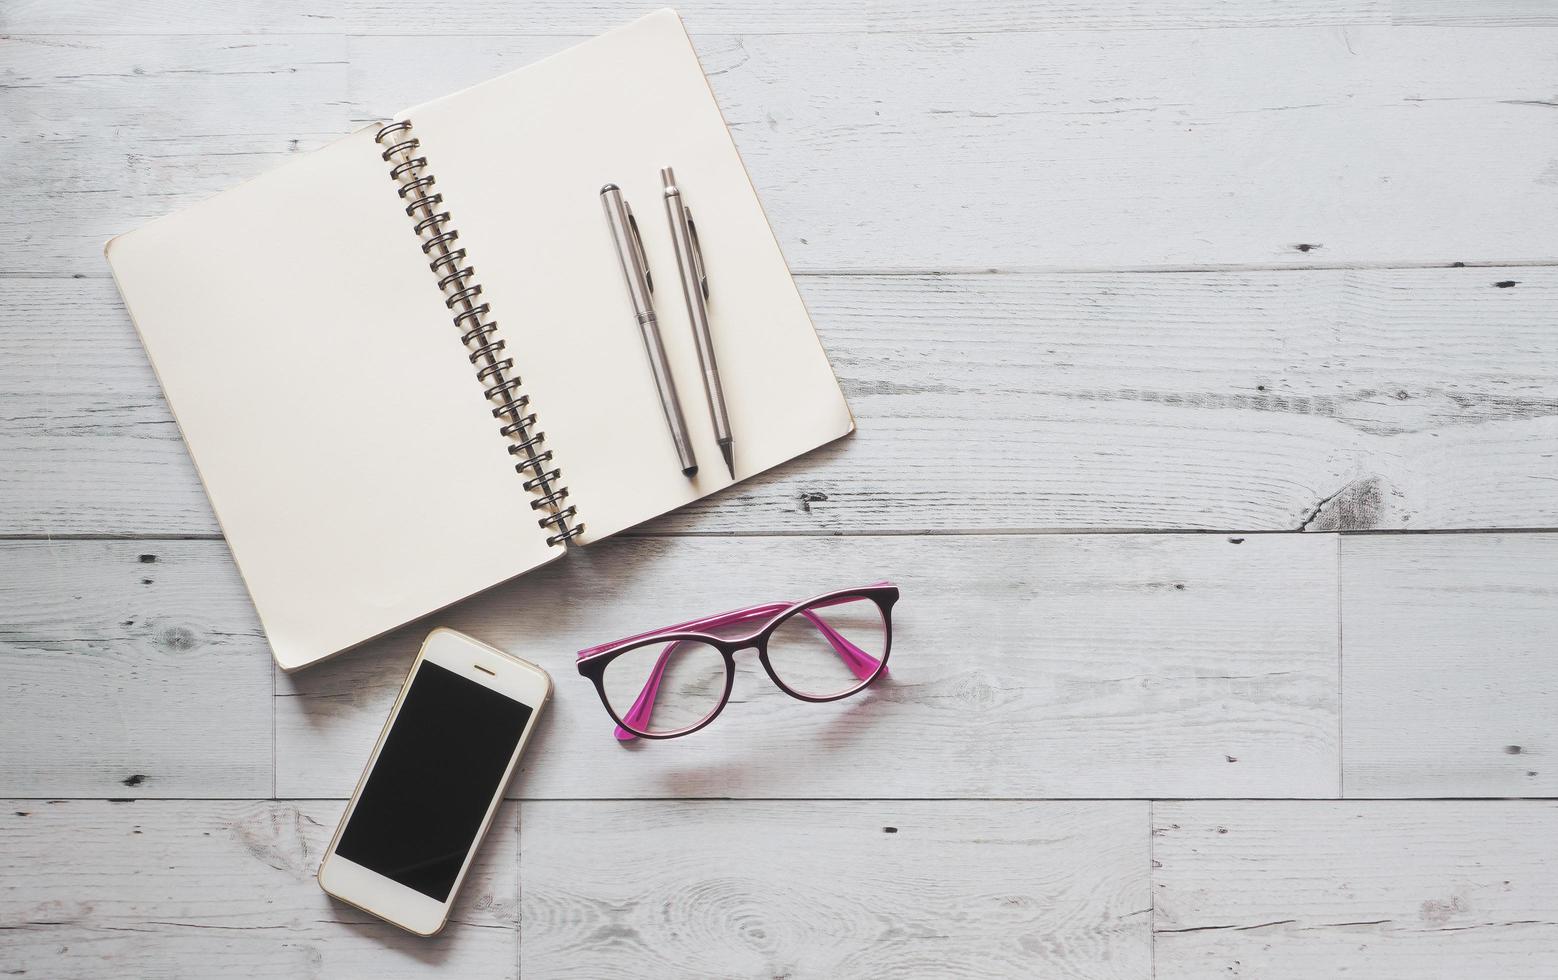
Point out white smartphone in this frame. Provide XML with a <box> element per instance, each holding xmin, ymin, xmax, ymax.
<box><xmin>318</xmin><ymin>628</ymin><xmax>551</xmax><ymax>936</ymax></box>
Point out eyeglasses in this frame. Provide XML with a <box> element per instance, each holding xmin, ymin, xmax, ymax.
<box><xmin>576</xmin><ymin>582</ymin><xmax>898</xmax><ymax>740</ymax></box>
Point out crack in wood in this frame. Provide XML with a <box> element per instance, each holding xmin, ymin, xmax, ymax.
<box><xmin>1157</xmin><ymin>918</ymin><xmax>1298</xmax><ymax>933</ymax></box>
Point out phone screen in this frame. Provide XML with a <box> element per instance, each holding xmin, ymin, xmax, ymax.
<box><xmin>333</xmin><ymin>661</ymin><xmax>534</xmax><ymax>901</ymax></box>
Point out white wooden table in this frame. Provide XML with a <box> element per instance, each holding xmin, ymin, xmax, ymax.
<box><xmin>4</xmin><ymin>2</ymin><xmax>1557</xmax><ymax>977</ymax></box>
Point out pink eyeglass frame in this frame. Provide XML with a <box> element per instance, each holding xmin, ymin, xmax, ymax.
<box><xmin>576</xmin><ymin>582</ymin><xmax>899</xmax><ymax>741</ymax></box>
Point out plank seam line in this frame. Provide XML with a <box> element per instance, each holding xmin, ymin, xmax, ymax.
<box><xmin>9</xmin><ymin>23</ymin><xmax>1558</xmax><ymax>43</ymax></box>
<box><xmin>2</xmin><ymin>25</ymin><xmax>1445</xmax><ymax>40</ymax></box>
<box><xmin>12</xmin><ymin>259</ymin><xmax>1558</xmax><ymax>282</ymax></box>
<box><xmin>270</xmin><ymin>660</ymin><xmax>278</xmax><ymax>801</ymax></box>
<box><xmin>523</xmin><ymin>797</ymin><xmax>529</xmax><ymax>972</ymax></box>
<box><xmin>1148</xmin><ymin>798</ymin><xmax>1157</xmax><ymax>980</ymax></box>
<box><xmin>11</xmin><ymin>796</ymin><xmax>1558</xmax><ymax>803</ymax></box>
<box><xmin>4</xmin><ymin>527</ymin><xmax>1558</xmax><ymax>543</ymax></box>
<box><xmin>1336</xmin><ymin>534</ymin><xmax>1345</xmax><ymax>799</ymax></box>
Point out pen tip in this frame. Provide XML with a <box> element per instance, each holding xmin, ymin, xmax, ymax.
<box><xmin>683</xmin><ymin>464</ymin><xmax>698</xmax><ymax>478</ymax></box>
<box><xmin>720</xmin><ymin>443</ymin><xmax>735</xmax><ymax>480</ymax></box>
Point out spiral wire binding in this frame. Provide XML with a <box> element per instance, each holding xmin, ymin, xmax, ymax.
<box><xmin>375</xmin><ymin>120</ymin><xmax>584</xmax><ymax>546</ymax></box>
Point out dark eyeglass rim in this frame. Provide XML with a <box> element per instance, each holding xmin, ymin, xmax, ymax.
<box><xmin>576</xmin><ymin>583</ymin><xmax>899</xmax><ymax>740</ymax></box>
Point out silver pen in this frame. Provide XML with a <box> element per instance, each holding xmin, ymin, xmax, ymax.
<box><xmin>600</xmin><ymin>183</ymin><xmax>698</xmax><ymax>477</ymax></box>
<box><xmin>661</xmin><ymin>167</ymin><xmax>735</xmax><ymax>479</ymax></box>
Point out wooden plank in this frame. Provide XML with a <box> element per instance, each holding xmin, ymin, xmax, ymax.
<box><xmin>1154</xmin><ymin>801</ymin><xmax>1558</xmax><ymax>979</ymax></box>
<box><xmin>1392</xmin><ymin>0</ymin><xmax>1558</xmax><ymax>25</ymax></box>
<box><xmin>0</xmin><ymin>540</ymin><xmax>272</xmax><ymax>798</ymax></box>
<box><xmin>1</xmin><ymin>279</ymin><xmax>214</xmax><ymax>536</ymax></box>
<box><xmin>735</xmin><ymin>266</ymin><xmax>1558</xmax><ymax>537</ymax></box>
<box><xmin>519</xmin><ymin>800</ymin><xmax>1151</xmax><ymax>980</ymax></box>
<box><xmin>277</xmin><ymin>532</ymin><xmax>1340</xmax><ymax>799</ymax></box>
<box><xmin>870</xmin><ymin>0</ymin><xmax>1384</xmax><ymax>31</ymax></box>
<box><xmin>1342</xmin><ymin>533</ymin><xmax>1558</xmax><ymax>798</ymax></box>
<box><xmin>0</xmin><ymin>0</ymin><xmax>869</xmax><ymax>35</ymax></box>
<box><xmin>0</xmin><ymin>800</ymin><xmax>518</xmax><ymax>977</ymax></box>
<box><xmin>1</xmin><ymin>34</ymin><xmax>348</xmax><ymax>279</ymax></box>
<box><xmin>348</xmin><ymin>27</ymin><xmax>1558</xmax><ymax>272</ymax></box>
<box><xmin>10</xmin><ymin>28</ymin><xmax>1558</xmax><ymax>277</ymax></box>
<box><xmin>14</xmin><ymin>0</ymin><xmax>1555</xmax><ymax>36</ymax></box>
<box><xmin>8</xmin><ymin>268</ymin><xmax>1558</xmax><ymax>536</ymax></box>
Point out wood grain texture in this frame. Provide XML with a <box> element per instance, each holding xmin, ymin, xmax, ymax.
<box><xmin>0</xmin><ymin>800</ymin><xmax>518</xmax><ymax>978</ymax></box>
<box><xmin>1</xmin><ymin>34</ymin><xmax>347</xmax><ymax>280</ymax></box>
<box><xmin>277</xmin><ymin>532</ymin><xmax>1339</xmax><ymax>800</ymax></box>
<box><xmin>1154</xmin><ymin>801</ymin><xmax>1558</xmax><ymax>979</ymax></box>
<box><xmin>0</xmin><ymin>0</ymin><xmax>868</xmax><ymax>35</ymax></box>
<box><xmin>8</xmin><ymin>268</ymin><xmax>1557</xmax><ymax>536</ymax></box>
<box><xmin>881</xmin><ymin>0</ymin><xmax>1558</xmax><ymax>31</ymax></box>
<box><xmin>7</xmin><ymin>0</ymin><xmax>1555</xmax><ymax>35</ymax></box>
<box><xmin>346</xmin><ymin>28</ymin><xmax>1558</xmax><ymax>272</ymax></box>
<box><xmin>5</xmin><ymin>2</ymin><xmax>1558</xmax><ymax>976</ymax></box>
<box><xmin>518</xmin><ymin>800</ymin><xmax>1151</xmax><ymax>980</ymax></box>
<box><xmin>1</xmin><ymin>279</ymin><xmax>213</xmax><ymax>537</ymax></box>
<box><xmin>0</xmin><ymin>541</ymin><xmax>272</xmax><ymax>798</ymax></box>
<box><xmin>1342</xmin><ymin>533</ymin><xmax>1558</xmax><ymax>798</ymax></box>
<box><xmin>1391</xmin><ymin>0</ymin><xmax>1558</xmax><ymax>25</ymax></box>
<box><xmin>9</xmin><ymin>27</ymin><xmax>1558</xmax><ymax>278</ymax></box>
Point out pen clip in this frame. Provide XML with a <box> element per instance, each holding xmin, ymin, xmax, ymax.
<box><xmin>684</xmin><ymin>206</ymin><xmax>709</xmax><ymax>300</ymax></box>
<box><xmin>625</xmin><ymin>201</ymin><xmax>652</xmax><ymax>294</ymax></box>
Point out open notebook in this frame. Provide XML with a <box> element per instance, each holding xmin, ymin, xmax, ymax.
<box><xmin>105</xmin><ymin>9</ymin><xmax>853</xmax><ymax>670</ymax></box>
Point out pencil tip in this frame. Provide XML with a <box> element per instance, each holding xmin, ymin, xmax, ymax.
<box><xmin>720</xmin><ymin>443</ymin><xmax>735</xmax><ymax>480</ymax></box>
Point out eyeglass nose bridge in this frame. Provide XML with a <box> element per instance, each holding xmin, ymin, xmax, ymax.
<box><xmin>716</xmin><ymin>634</ymin><xmax>766</xmax><ymax>657</ymax></box>
<box><xmin>728</xmin><ymin>636</ymin><xmax>786</xmax><ymax>688</ymax></box>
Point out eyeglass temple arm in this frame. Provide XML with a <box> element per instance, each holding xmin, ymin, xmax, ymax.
<box><xmin>577</xmin><ymin>584</ymin><xmax>891</xmax><ymax>659</ymax></box>
<box><xmin>579</xmin><ymin>602</ymin><xmax>783</xmax><ymax>659</ymax></box>
<box><xmin>613</xmin><ymin>600</ymin><xmax>886</xmax><ymax>741</ymax></box>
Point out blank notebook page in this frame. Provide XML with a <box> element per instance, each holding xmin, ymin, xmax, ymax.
<box><xmin>399</xmin><ymin>9</ymin><xmax>854</xmax><ymax>541</ymax></box>
<box><xmin>106</xmin><ymin>127</ymin><xmax>559</xmax><ymax>670</ymax></box>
